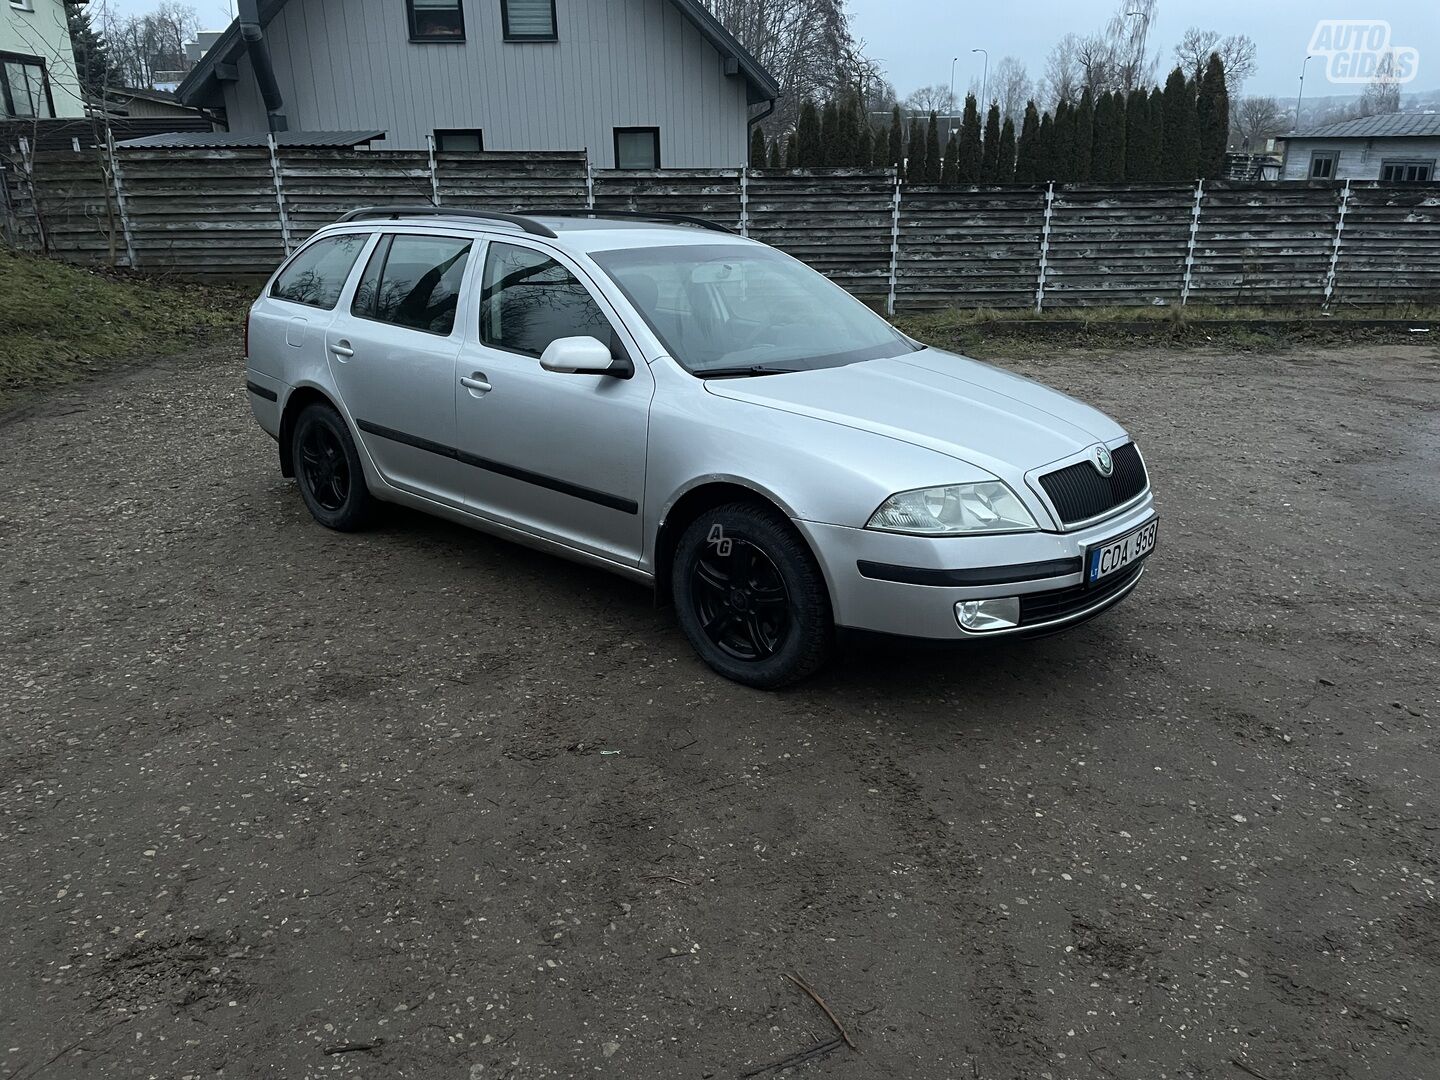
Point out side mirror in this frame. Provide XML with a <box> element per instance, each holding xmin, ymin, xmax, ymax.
<box><xmin>539</xmin><ymin>336</ymin><xmax>632</xmax><ymax>378</ymax></box>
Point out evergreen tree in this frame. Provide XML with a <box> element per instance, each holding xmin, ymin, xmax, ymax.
<box><xmin>1123</xmin><ymin>88</ymin><xmax>1148</xmax><ymax>180</ymax></box>
<box><xmin>1147</xmin><ymin>87</ymin><xmax>1167</xmax><ymax>178</ymax></box>
<box><xmin>1052</xmin><ymin>99</ymin><xmax>1074</xmax><ymax>182</ymax></box>
<box><xmin>1093</xmin><ymin>92</ymin><xmax>1126</xmax><ymax>181</ymax></box>
<box><xmin>1162</xmin><ymin>67</ymin><xmax>1199</xmax><ymax>179</ymax></box>
<box><xmin>67</xmin><ymin>1</ymin><xmax>110</xmax><ymax>97</ymax></box>
<box><xmin>1014</xmin><ymin>100</ymin><xmax>1042</xmax><ymax>182</ymax></box>
<box><xmin>888</xmin><ymin>105</ymin><xmax>904</xmax><ymax>168</ymax></box>
<box><xmin>1073</xmin><ymin>89</ymin><xmax>1095</xmax><ymax>182</ymax></box>
<box><xmin>942</xmin><ymin>135</ymin><xmax>959</xmax><ymax>185</ymax></box>
<box><xmin>1036</xmin><ymin>111</ymin><xmax>1055</xmax><ymax>181</ymax></box>
<box><xmin>872</xmin><ymin>124</ymin><xmax>889</xmax><ymax>169</ymax></box>
<box><xmin>768</xmin><ymin>138</ymin><xmax>782</xmax><ymax>169</ymax></box>
<box><xmin>905</xmin><ymin>116</ymin><xmax>924</xmax><ymax>184</ymax></box>
<box><xmin>750</xmin><ymin>127</ymin><xmax>766</xmax><ymax>167</ymax></box>
<box><xmin>785</xmin><ymin>132</ymin><xmax>798</xmax><ymax>168</ymax></box>
<box><xmin>820</xmin><ymin>99</ymin><xmax>841</xmax><ymax>165</ymax></box>
<box><xmin>923</xmin><ymin>111</ymin><xmax>942</xmax><ymax>183</ymax></box>
<box><xmin>834</xmin><ymin>93</ymin><xmax>857</xmax><ymax>166</ymax></box>
<box><xmin>1196</xmin><ymin>53</ymin><xmax>1230</xmax><ymax>179</ymax></box>
<box><xmin>854</xmin><ymin>92</ymin><xmax>874</xmax><ymax>167</ymax></box>
<box><xmin>796</xmin><ymin>102</ymin><xmax>822</xmax><ymax>167</ymax></box>
<box><xmin>980</xmin><ymin>102</ymin><xmax>1001</xmax><ymax>184</ymax></box>
<box><xmin>997</xmin><ymin>117</ymin><xmax>1017</xmax><ymax>183</ymax></box>
<box><xmin>957</xmin><ymin>93</ymin><xmax>982</xmax><ymax>183</ymax></box>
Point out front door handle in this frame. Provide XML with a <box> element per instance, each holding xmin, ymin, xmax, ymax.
<box><xmin>460</xmin><ymin>373</ymin><xmax>492</xmax><ymax>394</ymax></box>
<box><xmin>330</xmin><ymin>340</ymin><xmax>355</xmax><ymax>358</ymax></box>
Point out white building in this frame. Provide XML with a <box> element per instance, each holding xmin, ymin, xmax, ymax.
<box><xmin>2</xmin><ymin>0</ymin><xmax>86</xmax><ymax>119</ymax></box>
<box><xmin>1281</xmin><ymin>113</ymin><xmax>1440</xmax><ymax>182</ymax></box>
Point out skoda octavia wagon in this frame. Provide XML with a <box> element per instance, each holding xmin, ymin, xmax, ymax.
<box><xmin>245</xmin><ymin>207</ymin><xmax>1157</xmax><ymax>688</ymax></box>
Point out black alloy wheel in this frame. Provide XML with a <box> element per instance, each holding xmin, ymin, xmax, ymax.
<box><xmin>672</xmin><ymin>503</ymin><xmax>832</xmax><ymax>689</ymax></box>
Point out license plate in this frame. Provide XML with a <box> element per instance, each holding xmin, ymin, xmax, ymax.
<box><xmin>1085</xmin><ymin>518</ymin><xmax>1158</xmax><ymax>585</ymax></box>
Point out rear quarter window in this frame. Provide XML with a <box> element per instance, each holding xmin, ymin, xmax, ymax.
<box><xmin>270</xmin><ymin>234</ymin><xmax>368</xmax><ymax>310</ymax></box>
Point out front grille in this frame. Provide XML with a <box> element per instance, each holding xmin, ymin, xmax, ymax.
<box><xmin>1039</xmin><ymin>443</ymin><xmax>1147</xmax><ymax>526</ymax></box>
<box><xmin>1018</xmin><ymin>563</ymin><xmax>1145</xmax><ymax>626</ymax></box>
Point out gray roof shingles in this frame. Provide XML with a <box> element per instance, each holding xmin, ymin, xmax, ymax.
<box><xmin>1291</xmin><ymin>112</ymin><xmax>1440</xmax><ymax>140</ymax></box>
<box><xmin>116</xmin><ymin>130</ymin><xmax>385</xmax><ymax>149</ymax></box>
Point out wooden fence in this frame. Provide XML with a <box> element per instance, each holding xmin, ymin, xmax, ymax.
<box><xmin>4</xmin><ymin>139</ymin><xmax>1439</xmax><ymax>312</ymax></box>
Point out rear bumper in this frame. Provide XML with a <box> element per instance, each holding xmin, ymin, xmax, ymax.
<box><xmin>794</xmin><ymin>495</ymin><xmax>1155</xmax><ymax>640</ymax></box>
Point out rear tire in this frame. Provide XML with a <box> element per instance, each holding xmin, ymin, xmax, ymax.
<box><xmin>292</xmin><ymin>403</ymin><xmax>373</xmax><ymax>532</ymax></box>
<box><xmin>672</xmin><ymin>502</ymin><xmax>832</xmax><ymax>689</ymax></box>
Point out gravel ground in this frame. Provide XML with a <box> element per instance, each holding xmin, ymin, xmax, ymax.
<box><xmin>1</xmin><ymin>341</ymin><xmax>1438</xmax><ymax>1080</ymax></box>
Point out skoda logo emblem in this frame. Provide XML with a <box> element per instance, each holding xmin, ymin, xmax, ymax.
<box><xmin>1092</xmin><ymin>444</ymin><xmax>1114</xmax><ymax>477</ymax></box>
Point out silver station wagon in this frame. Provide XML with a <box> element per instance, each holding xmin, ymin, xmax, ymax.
<box><xmin>245</xmin><ymin>207</ymin><xmax>1157</xmax><ymax>688</ymax></box>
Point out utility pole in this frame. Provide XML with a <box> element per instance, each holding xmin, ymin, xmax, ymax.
<box><xmin>972</xmin><ymin>48</ymin><xmax>988</xmax><ymax>111</ymax></box>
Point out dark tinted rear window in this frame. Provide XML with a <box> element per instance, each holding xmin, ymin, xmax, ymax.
<box><xmin>352</xmin><ymin>234</ymin><xmax>473</xmax><ymax>336</ymax></box>
<box><xmin>270</xmin><ymin>234</ymin><xmax>367</xmax><ymax>309</ymax></box>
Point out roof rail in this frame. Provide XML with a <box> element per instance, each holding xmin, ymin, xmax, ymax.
<box><xmin>335</xmin><ymin>205</ymin><xmax>558</xmax><ymax>238</ymax></box>
<box><xmin>540</xmin><ymin>209</ymin><xmax>736</xmax><ymax>234</ymax></box>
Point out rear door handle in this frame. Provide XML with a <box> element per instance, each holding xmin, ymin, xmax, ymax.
<box><xmin>330</xmin><ymin>341</ymin><xmax>354</xmax><ymax>358</ymax></box>
<box><xmin>460</xmin><ymin>374</ymin><xmax>492</xmax><ymax>393</ymax></box>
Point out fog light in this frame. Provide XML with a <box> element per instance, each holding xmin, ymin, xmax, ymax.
<box><xmin>955</xmin><ymin>597</ymin><xmax>1021</xmax><ymax>632</ymax></box>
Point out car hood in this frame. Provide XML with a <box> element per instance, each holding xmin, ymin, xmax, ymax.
<box><xmin>702</xmin><ymin>347</ymin><xmax>1128</xmax><ymax>478</ymax></box>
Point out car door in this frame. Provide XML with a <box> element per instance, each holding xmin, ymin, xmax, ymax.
<box><xmin>453</xmin><ymin>239</ymin><xmax>654</xmax><ymax>566</ymax></box>
<box><xmin>326</xmin><ymin>230</ymin><xmax>478</xmax><ymax>507</ymax></box>
<box><xmin>251</xmin><ymin>230</ymin><xmax>371</xmax><ymax>385</ymax></box>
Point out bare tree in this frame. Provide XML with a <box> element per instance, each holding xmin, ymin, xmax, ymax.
<box><xmin>1105</xmin><ymin>0</ymin><xmax>1157</xmax><ymax>94</ymax></box>
<box><xmin>992</xmin><ymin>56</ymin><xmax>1032</xmax><ymax>125</ymax></box>
<box><xmin>1359</xmin><ymin>52</ymin><xmax>1402</xmax><ymax>116</ymax></box>
<box><xmin>102</xmin><ymin>1</ymin><xmax>198</xmax><ymax>88</ymax></box>
<box><xmin>1043</xmin><ymin>33</ymin><xmax>1084</xmax><ymax>108</ymax></box>
<box><xmin>702</xmin><ymin>0</ymin><xmax>868</xmax><ymax>134</ymax></box>
<box><xmin>904</xmin><ymin>83</ymin><xmax>958</xmax><ymax>119</ymax></box>
<box><xmin>1232</xmin><ymin>95</ymin><xmax>1287</xmax><ymax>149</ymax></box>
<box><xmin>1174</xmin><ymin>27</ymin><xmax>1257</xmax><ymax>88</ymax></box>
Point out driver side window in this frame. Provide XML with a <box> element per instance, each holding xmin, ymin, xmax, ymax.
<box><xmin>480</xmin><ymin>242</ymin><xmax>623</xmax><ymax>358</ymax></box>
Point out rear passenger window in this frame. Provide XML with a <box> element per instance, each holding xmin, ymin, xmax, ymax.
<box><xmin>352</xmin><ymin>234</ymin><xmax>473</xmax><ymax>336</ymax></box>
<box><xmin>480</xmin><ymin>242</ymin><xmax>617</xmax><ymax>357</ymax></box>
<box><xmin>270</xmin><ymin>234</ymin><xmax>366</xmax><ymax>309</ymax></box>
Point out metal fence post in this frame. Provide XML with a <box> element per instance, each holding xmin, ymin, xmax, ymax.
<box><xmin>267</xmin><ymin>132</ymin><xmax>293</xmax><ymax>256</ymax></box>
<box><xmin>427</xmin><ymin>133</ymin><xmax>441</xmax><ymax>205</ymax></box>
<box><xmin>104</xmin><ymin>128</ymin><xmax>138</xmax><ymax>269</ymax></box>
<box><xmin>585</xmin><ymin>158</ymin><xmax>595</xmax><ymax>210</ymax></box>
<box><xmin>738</xmin><ymin>166</ymin><xmax>749</xmax><ymax>236</ymax></box>
<box><xmin>1034</xmin><ymin>181</ymin><xmax>1056</xmax><ymax>312</ymax></box>
<box><xmin>1180</xmin><ymin>177</ymin><xmax>1205</xmax><ymax>306</ymax></box>
<box><xmin>1323</xmin><ymin>178</ymin><xmax>1351</xmax><ymax>309</ymax></box>
<box><xmin>886</xmin><ymin>171</ymin><xmax>902</xmax><ymax>317</ymax></box>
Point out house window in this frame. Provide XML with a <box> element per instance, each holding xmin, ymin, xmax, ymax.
<box><xmin>614</xmin><ymin>127</ymin><xmax>661</xmax><ymax>170</ymax></box>
<box><xmin>8</xmin><ymin>1</ymin><xmax>36</xmax><ymax>11</ymax></box>
<box><xmin>1309</xmin><ymin>151</ymin><xmax>1336</xmax><ymax>180</ymax></box>
<box><xmin>502</xmin><ymin>0</ymin><xmax>557</xmax><ymax>40</ymax></box>
<box><xmin>1</xmin><ymin>53</ymin><xmax>54</xmax><ymax>119</ymax></box>
<box><xmin>434</xmin><ymin>128</ymin><xmax>484</xmax><ymax>151</ymax></box>
<box><xmin>408</xmin><ymin>0</ymin><xmax>465</xmax><ymax>41</ymax></box>
<box><xmin>1380</xmin><ymin>159</ymin><xmax>1434</xmax><ymax>182</ymax></box>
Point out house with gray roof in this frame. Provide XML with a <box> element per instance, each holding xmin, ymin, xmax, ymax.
<box><xmin>1281</xmin><ymin>112</ymin><xmax>1440</xmax><ymax>182</ymax></box>
<box><xmin>174</xmin><ymin>0</ymin><xmax>779</xmax><ymax>168</ymax></box>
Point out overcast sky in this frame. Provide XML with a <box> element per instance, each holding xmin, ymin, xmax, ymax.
<box><xmin>98</xmin><ymin>0</ymin><xmax>1438</xmax><ymax>101</ymax></box>
<box><xmin>850</xmin><ymin>0</ymin><xmax>1438</xmax><ymax>100</ymax></box>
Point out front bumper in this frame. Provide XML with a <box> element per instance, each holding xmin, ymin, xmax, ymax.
<box><xmin>794</xmin><ymin>494</ymin><xmax>1156</xmax><ymax>640</ymax></box>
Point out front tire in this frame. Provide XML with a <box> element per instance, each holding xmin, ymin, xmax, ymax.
<box><xmin>672</xmin><ymin>503</ymin><xmax>832</xmax><ymax>689</ymax></box>
<box><xmin>292</xmin><ymin>403</ymin><xmax>373</xmax><ymax>532</ymax></box>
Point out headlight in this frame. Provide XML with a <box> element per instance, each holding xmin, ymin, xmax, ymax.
<box><xmin>866</xmin><ymin>482</ymin><xmax>1038</xmax><ymax>535</ymax></box>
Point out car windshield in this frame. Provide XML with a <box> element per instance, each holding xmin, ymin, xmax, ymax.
<box><xmin>591</xmin><ymin>243</ymin><xmax>918</xmax><ymax>375</ymax></box>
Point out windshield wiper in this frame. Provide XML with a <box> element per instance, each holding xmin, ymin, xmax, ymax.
<box><xmin>696</xmin><ymin>365</ymin><xmax>800</xmax><ymax>379</ymax></box>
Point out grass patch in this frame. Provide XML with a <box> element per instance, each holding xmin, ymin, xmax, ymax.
<box><xmin>896</xmin><ymin>302</ymin><xmax>1440</xmax><ymax>358</ymax></box>
<box><xmin>0</xmin><ymin>248</ymin><xmax>249</xmax><ymax>410</ymax></box>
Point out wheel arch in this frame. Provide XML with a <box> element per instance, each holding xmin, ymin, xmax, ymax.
<box><xmin>277</xmin><ymin>384</ymin><xmax>342</xmax><ymax>478</ymax></box>
<box><xmin>653</xmin><ymin>479</ymin><xmax>827</xmax><ymax>609</ymax></box>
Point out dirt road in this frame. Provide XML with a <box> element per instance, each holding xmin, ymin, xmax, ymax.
<box><xmin>2</xmin><ymin>341</ymin><xmax>1437</xmax><ymax>1079</ymax></box>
